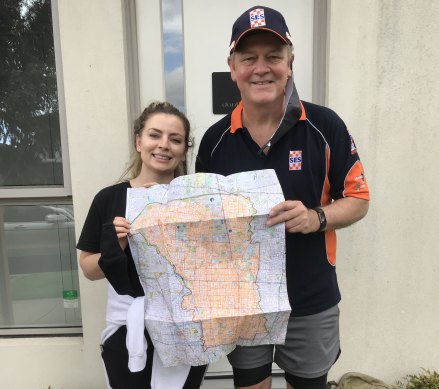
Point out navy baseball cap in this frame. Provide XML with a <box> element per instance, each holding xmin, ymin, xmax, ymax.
<box><xmin>229</xmin><ymin>6</ymin><xmax>292</xmax><ymax>53</ymax></box>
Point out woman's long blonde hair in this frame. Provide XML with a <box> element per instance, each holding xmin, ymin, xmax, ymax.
<box><xmin>120</xmin><ymin>101</ymin><xmax>192</xmax><ymax>181</ymax></box>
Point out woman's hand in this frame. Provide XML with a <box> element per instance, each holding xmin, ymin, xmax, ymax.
<box><xmin>113</xmin><ymin>216</ymin><xmax>131</xmax><ymax>250</ymax></box>
<box><xmin>112</xmin><ymin>183</ymin><xmax>157</xmax><ymax>250</ymax></box>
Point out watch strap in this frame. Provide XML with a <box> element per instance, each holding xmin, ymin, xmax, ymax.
<box><xmin>313</xmin><ymin>206</ymin><xmax>327</xmax><ymax>232</ymax></box>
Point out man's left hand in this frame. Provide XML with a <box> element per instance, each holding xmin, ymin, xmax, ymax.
<box><xmin>267</xmin><ymin>200</ymin><xmax>319</xmax><ymax>234</ymax></box>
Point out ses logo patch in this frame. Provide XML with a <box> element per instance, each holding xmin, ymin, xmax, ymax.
<box><xmin>289</xmin><ymin>150</ymin><xmax>302</xmax><ymax>171</ymax></box>
<box><xmin>249</xmin><ymin>8</ymin><xmax>266</xmax><ymax>28</ymax></box>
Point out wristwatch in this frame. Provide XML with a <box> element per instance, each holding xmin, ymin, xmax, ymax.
<box><xmin>313</xmin><ymin>206</ymin><xmax>327</xmax><ymax>232</ymax></box>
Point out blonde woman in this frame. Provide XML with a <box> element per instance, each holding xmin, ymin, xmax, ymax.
<box><xmin>77</xmin><ymin>102</ymin><xmax>207</xmax><ymax>388</ymax></box>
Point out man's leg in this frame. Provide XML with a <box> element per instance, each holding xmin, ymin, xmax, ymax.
<box><xmin>227</xmin><ymin>345</ymin><xmax>274</xmax><ymax>388</ymax></box>
<box><xmin>275</xmin><ymin>305</ymin><xmax>340</xmax><ymax>389</ymax></box>
<box><xmin>236</xmin><ymin>376</ymin><xmax>272</xmax><ymax>389</ymax></box>
<box><xmin>285</xmin><ymin>372</ymin><xmax>328</xmax><ymax>389</ymax></box>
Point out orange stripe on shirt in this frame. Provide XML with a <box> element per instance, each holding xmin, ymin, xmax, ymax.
<box><xmin>231</xmin><ymin>100</ymin><xmax>306</xmax><ymax>132</ymax></box>
<box><xmin>299</xmin><ymin>101</ymin><xmax>306</xmax><ymax>121</ymax></box>
<box><xmin>321</xmin><ymin>144</ymin><xmax>331</xmax><ymax>206</ymax></box>
<box><xmin>230</xmin><ymin>102</ymin><xmax>244</xmax><ymax>133</ymax></box>
<box><xmin>325</xmin><ymin>230</ymin><xmax>337</xmax><ymax>266</ymax></box>
<box><xmin>321</xmin><ymin>145</ymin><xmax>337</xmax><ymax>266</ymax></box>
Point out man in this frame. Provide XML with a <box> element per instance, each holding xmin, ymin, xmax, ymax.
<box><xmin>196</xmin><ymin>5</ymin><xmax>370</xmax><ymax>389</ymax></box>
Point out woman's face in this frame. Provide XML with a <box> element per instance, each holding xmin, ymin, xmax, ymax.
<box><xmin>136</xmin><ymin>113</ymin><xmax>187</xmax><ymax>181</ymax></box>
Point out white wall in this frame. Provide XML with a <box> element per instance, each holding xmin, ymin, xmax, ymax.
<box><xmin>327</xmin><ymin>0</ymin><xmax>439</xmax><ymax>384</ymax></box>
<box><xmin>183</xmin><ymin>0</ymin><xmax>314</xmax><ymax>173</ymax></box>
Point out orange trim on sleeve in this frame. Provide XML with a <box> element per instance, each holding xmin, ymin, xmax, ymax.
<box><xmin>344</xmin><ymin>161</ymin><xmax>370</xmax><ymax>200</ymax></box>
<box><xmin>230</xmin><ymin>101</ymin><xmax>244</xmax><ymax>133</ymax></box>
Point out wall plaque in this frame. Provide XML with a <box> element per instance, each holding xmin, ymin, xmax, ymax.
<box><xmin>212</xmin><ymin>72</ymin><xmax>241</xmax><ymax>114</ymax></box>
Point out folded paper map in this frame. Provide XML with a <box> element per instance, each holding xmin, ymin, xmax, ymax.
<box><xmin>126</xmin><ymin>169</ymin><xmax>291</xmax><ymax>367</ymax></box>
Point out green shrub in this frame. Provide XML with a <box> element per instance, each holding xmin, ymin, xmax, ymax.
<box><xmin>393</xmin><ymin>369</ymin><xmax>439</xmax><ymax>389</ymax></box>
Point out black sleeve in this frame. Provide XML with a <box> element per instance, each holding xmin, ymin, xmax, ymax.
<box><xmin>77</xmin><ymin>196</ymin><xmax>102</xmax><ymax>253</ymax></box>
<box><xmin>77</xmin><ymin>184</ymin><xmax>127</xmax><ymax>252</ymax></box>
<box><xmin>76</xmin><ymin>185</ymin><xmax>143</xmax><ymax>297</ymax></box>
<box><xmin>98</xmin><ymin>222</ymin><xmax>134</xmax><ymax>295</ymax></box>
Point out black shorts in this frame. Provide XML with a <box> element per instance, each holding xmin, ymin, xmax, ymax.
<box><xmin>101</xmin><ymin>325</ymin><xmax>207</xmax><ymax>389</ymax></box>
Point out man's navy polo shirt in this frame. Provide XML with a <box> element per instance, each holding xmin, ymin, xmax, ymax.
<box><xmin>196</xmin><ymin>100</ymin><xmax>369</xmax><ymax>316</ymax></box>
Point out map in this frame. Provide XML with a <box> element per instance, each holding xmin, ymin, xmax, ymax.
<box><xmin>126</xmin><ymin>169</ymin><xmax>291</xmax><ymax>367</ymax></box>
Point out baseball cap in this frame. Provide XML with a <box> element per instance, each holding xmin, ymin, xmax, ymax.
<box><xmin>229</xmin><ymin>6</ymin><xmax>292</xmax><ymax>53</ymax></box>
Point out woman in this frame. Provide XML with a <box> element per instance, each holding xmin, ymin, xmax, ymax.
<box><xmin>77</xmin><ymin>101</ymin><xmax>207</xmax><ymax>389</ymax></box>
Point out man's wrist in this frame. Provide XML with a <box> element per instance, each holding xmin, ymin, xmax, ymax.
<box><xmin>313</xmin><ymin>206</ymin><xmax>327</xmax><ymax>232</ymax></box>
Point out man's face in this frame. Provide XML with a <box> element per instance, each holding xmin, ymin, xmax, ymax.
<box><xmin>228</xmin><ymin>32</ymin><xmax>292</xmax><ymax>108</ymax></box>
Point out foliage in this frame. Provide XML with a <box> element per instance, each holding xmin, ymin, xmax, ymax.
<box><xmin>393</xmin><ymin>369</ymin><xmax>439</xmax><ymax>389</ymax></box>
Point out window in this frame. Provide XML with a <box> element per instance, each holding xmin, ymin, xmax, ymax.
<box><xmin>0</xmin><ymin>203</ymin><xmax>81</xmax><ymax>334</ymax></box>
<box><xmin>0</xmin><ymin>0</ymin><xmax>81</xmax><ymax>335</ymax></box>
<box><xmin>161</xmin><ymin>0</ymin><xmax>185</xmax><ymax>112</ymax></box>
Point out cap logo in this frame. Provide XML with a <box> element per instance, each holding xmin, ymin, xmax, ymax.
<box><xmin>249</xmin><ymin>8</ymin><xmax>266</xmax><ymax>28</ymax></box>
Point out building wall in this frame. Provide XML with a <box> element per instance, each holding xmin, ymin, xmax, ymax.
<box><xmin>326</xmin><ymin>0</ymin><xmax>439</xmax><ymax>383</ymax></box>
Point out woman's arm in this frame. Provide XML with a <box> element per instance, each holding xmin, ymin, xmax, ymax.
<box><xmin>79</xmin><ymin>251</ymin><xmax>105</xmax><ymax>280</ymax></box>
<box><xmin>79</xmin><ymin>216</ymin><xmax>131</xmax><ymax>281</ymax></box>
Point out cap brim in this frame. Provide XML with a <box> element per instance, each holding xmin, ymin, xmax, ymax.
<box><xmin>230</xmin><ymin>28</ymin><xmax>290</xmax><ymax>53</ymax></box>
